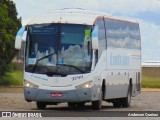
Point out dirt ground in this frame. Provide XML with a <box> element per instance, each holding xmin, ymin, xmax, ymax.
<box><xmin>0</xmin><ymin>87</ymin><xmax>160</xmax><ymax>111</ymax></box>
<box><xmin>0</xmin><ymin>87</ymin><xmax>23</xmax><ymax>93</ymax></box>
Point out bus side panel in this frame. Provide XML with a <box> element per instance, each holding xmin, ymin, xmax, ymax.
<box><xmin>104</xmin><ymin>18</ymin><xmax>141</xmax><ymax>99</ymax></box>
<box><xmin>104</xmin><ymin>72</ymin><xmax>129</xmax><ymax>99</ymax></box>
<box><xmin>105</xmin><ymin>48</ymin><xmax>141</xmax><ymax>99</ymax></box>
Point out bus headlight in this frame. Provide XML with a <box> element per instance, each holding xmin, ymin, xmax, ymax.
<box><xmin>76</xmin><ymin>81</ymin><xmax>93</xmax><ymax>89</ymax></box>
<box><xmin>24</xmin><ymin>80</ymin><xmax>39</xmax><ymax>88</ymax></box>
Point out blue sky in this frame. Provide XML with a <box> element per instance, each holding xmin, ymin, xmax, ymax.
<box><xmin>13</xmin><ymin>0</ymin><xmax>160</xmax><ymax>62</ymax></box>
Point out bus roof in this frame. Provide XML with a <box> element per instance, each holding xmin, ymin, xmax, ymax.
<box><xmin>28</xmin><ymin>8</ymin><xmax>137</xmax><ymax>25</ymax></box>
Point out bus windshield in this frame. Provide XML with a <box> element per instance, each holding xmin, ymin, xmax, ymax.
<box><xmin>25</xmin><ymin>24</ymin><xmax>92</xmax><ymax>75</ymax></box>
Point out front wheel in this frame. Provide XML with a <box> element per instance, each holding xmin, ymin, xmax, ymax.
<box><xmin>36</xmin><ymin>102</ymin><xmax>46</xmax><ymax>109</ymax></box>
<box><xmin>92</xmin><ymin>88</ymin><xmax>102</xmax><ymax>110</ymax></box>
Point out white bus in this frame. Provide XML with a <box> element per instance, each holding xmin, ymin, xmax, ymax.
<box><xmin>15</xmin><ymin>9</ymin><xmax>141</xmax><ymax>110</ymax></box>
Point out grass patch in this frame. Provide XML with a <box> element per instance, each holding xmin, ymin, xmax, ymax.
<box><xmin>142</xmin><ymin>76</ymin><xmax>160</xmax><ymax>88</ymax></box>
<box><xmin>0</xmin><ymin>70</ymin><xmax>23</xmax><ymax>86</ymax></box>
<box><xmin>1</xmin><ymin>69</ymin><xmax>160</xmax><ymax>88</ymax></box>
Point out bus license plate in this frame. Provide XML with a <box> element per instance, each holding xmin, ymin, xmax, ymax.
<box><xmin>51</xmin><ymin>92</ymin><xmax>63</xmax><ymax>97</ymax></box>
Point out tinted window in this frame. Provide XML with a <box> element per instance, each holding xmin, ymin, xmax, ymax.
<box><xmin>95</xmin><ymin>18</ymin><xmax>106</xmax><ymax>58</ymax></box>
<box><xmin>25</xmin><ymin>24</ymin><xmax>92</xmax><ymax>75</ymax></box>
<box><xmin>105</xmin><ymin>18</ymin><xmax>141</xmax><ymax>49</ymax></box>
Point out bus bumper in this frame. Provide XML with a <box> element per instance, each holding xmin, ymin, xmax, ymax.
<box><xmin>24</xmin><ymin>87</ymin><xmax>97</xmax><ymax>103</ymax></box>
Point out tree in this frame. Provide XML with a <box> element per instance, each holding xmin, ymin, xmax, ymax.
<box><xmin>0</xmin><ymin>0</ymin><xmax>22</xmax><ymax>80</ymax></box>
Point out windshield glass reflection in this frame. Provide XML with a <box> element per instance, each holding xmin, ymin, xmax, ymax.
<box><xmin>25</xmin><ymin>24</ymin><xmax>92</xmax><ymax>75</ymax></box>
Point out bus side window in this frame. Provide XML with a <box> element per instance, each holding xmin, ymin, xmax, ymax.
<box><xmin>95</xmin><ymin>18</ymin><xmax>106</xmax><ymax>59</ymax></box>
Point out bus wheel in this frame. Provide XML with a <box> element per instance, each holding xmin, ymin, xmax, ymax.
<box><xmin>92</xmin><ymin>88</ymin><xmax>102</xmax><ymax>110</ymax></box>
<box><xmin>121</xmin><ymin>85</ymin><xmax>131</xmax><ymax>107</ymax></box>
<box><xmin>36</xmin><ymin>102</ymin><xmax>46</xmax><ymax>109</ymax></box>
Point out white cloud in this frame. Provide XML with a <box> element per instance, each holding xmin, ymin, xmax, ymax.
<box><xmin>22</xmin><ymin>0</ymin><xmax>35</xmax><ymax>6</ymax></box>
<box><xmin>104</xmin><ymin>0</ymin><xmax>160</xmax><ymax>14</ymax></box>
<box><xmin>140</xmin><ymin>20</ymin><xmax>160</xmax><ymax>44</ymax></box>
<box><xmin>139</xmin><ymin>20</ymin><xmax>160</xmax><ymax>61</ymax></box>
<box><xmin>22</xmin><ymin>18</ymin><xmax>30</xmax><ymax>26</ymax></box>
<box><xmin>15</xmin><ymin>0</ymin><xmax>160</xmax><ymax>15</ymax></box>
<box><xmin>14</xmin><ymin>0</ymin><xmax>160</xmax><ymax>24</ymax></box>
<box><xmin>13</xmin><ymin>0</ymin><xmax>160</xmax><ymax>62</ymax></box>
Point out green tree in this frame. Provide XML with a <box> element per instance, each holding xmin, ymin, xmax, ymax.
<box><xmin>0</xmin><ymin>0</ymin><xmax>22</xmax><ymax>82</ymax></box>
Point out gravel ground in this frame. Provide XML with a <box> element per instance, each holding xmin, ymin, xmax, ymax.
<box><xmin>0</xmin><ymin>87</ymin><xmax>160</xmax><ymax>120</ymax></box>
<box><xmin>0</xmin><ymin>87</ymin><xmax>160</xmax><ymax>111</ymax></box>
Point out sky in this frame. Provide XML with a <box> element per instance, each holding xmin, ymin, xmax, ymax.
<box><xmin>13</xmin><ymin>0</ymin><xmax>160</xmax><ymax>62</ymax></box>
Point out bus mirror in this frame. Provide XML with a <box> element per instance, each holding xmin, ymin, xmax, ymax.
<box><xmin>92</xmin><ymin>26</ymin><xmax>98</xmax><ymax>50</ymax></box>
<box><xmin>22</xmin><ymin>31</ymin><xmax>27</xmax><ymax>42</ymax></box>
<box><xmin>15</xmin><ymin>36</ymin><xmax>22</xmax><ymax>49</ymax></box>
<box><xmin>15</xmin><ymin>27</ymin><xmax>25</xmax><ymax>49</ymax></box>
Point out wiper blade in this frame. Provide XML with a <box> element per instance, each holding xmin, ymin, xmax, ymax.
<box><xmin>32</xmin><ymin>53</ymin><xmax>55</xmax><ymax>72</ymax></box>
<box><xmin>56</xmin><ymin>64</ymin><xmax>85</xmax><ymax>73</ymax></box>
<box><xmin>36</xmin><ymin>53</ymin><xmax>55</xmax><ymax>62</ymax></box>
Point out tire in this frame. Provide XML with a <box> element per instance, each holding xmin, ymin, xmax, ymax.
<box><xmin>36</xmin><ymin>102</ymin><xmax>46</xmax><ymax>109</ymax></box>
<box><xmin>92</xmin><ymin>88</ymin><xmax>102</xmax><ymax>110</ymax></box>
<box><xmin>121</xmin><ymin>84</ymin><xmax>131</xmax><ymax>107</ymax></box>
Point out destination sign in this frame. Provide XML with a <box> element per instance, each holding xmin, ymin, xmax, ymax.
<box><xmin>31</xmin><ymin>27</ymin><xmax>57</xmax><ymax>34</ymax></box>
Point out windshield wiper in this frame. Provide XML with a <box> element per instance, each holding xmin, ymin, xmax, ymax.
<box><xmin>56</xmin><ymin>64</ymin><xmax>85</xmax><ymax>73</ymax></box>
<box><xmin>32</xmin><ymin>53</ymin><xmax>55</xmax><ymax>72</ymax></box>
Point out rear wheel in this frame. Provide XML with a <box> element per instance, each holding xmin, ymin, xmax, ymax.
<box><xmin>121</xmin><ymin>84</ymin><xmax>131</xmax><ymax>107</ymax></box>
<box><xmin>36</xmin><ymin>102</ymin><xmax>46</xmax><ymax>109</ymax></box>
